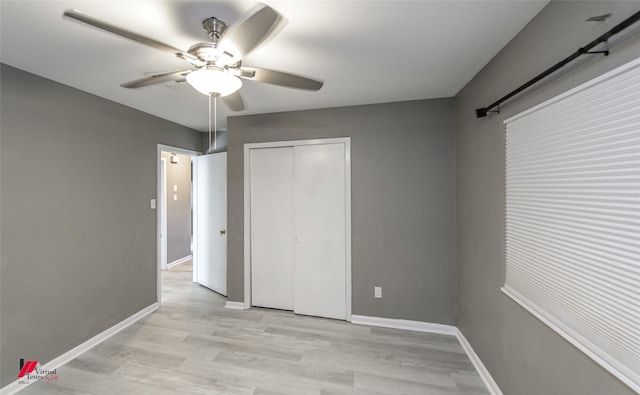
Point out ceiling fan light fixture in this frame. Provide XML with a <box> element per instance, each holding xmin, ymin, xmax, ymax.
<box><xmin>186</xmin><ymin>66</ymin><xmax>242</xmax><ymax>97</ymax></box>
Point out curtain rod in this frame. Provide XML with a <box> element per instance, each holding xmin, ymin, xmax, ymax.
<box><xmin>475</xmin><ymin>10</ymin><xmax>640</xmax><ymax>118</ymax></box>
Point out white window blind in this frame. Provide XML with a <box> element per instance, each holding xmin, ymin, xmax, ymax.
<box><xmin>504</xmin><ymin>58</ymin><xmax>640</xmax><ymax>392</ymax></box>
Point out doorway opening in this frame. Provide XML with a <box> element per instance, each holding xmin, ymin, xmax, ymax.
<box><xmin>157</xmin><ymin>144</ymin><xmax>228</xmax><ymax>304</ymax></box>
<box><xmin>156</xmin><ymin>144</ymin><xmax>199</xmax><ymax>303</ymax></box>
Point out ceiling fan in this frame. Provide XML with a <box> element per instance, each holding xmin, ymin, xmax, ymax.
<box><xmin>62</xmin><ymin>4</ymin><xmax>323</xmax><ymax>112</ymax></box>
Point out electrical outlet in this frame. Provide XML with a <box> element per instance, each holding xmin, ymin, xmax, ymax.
<box><xmin>374</xmin><ymin>286</ymin><xmax>382</xmax><ymax>299</ymax></box>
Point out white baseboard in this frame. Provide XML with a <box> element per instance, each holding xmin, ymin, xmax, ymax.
<box><xmin>167</xmin><ymin>255</ymin><xmax>192</xmax><ymax>269</ymax></box>
<box><xmin>349</xmin><ymin>315</ymin><xmax>500</xmax><ymax>394</ymax></box>
<box><xmin>456</xmin><ymin>330</ymin><xmax>503</xmax><ymax>395</ymax></box>
<box><xmin>224</xmin><ymin>301</ymin><xmax>247</xmax><ymax>310</ymax></box>
<box><xmin>350</xmin><ymin>314</ymin><xmax>458</xmax><ymax>336</ymax></box>
<box><xmin>0</xmin><ymin>303</ymin><xmax>159</xmax><ymax>395</ymax></box>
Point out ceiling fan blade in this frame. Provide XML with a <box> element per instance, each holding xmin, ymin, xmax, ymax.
<box><xmin>121</xmin><ymin>71</ymin><xmax>191</xmax><ymax>89</ymax></box>
<box><xmin>63</xmin><ymin>9</ymin><xmax>196</xmax><ymax>62</ymax></box>
<box><xmin>222</xmin><ymin>91</ymin><xmax>245</xmax><ymax>111</ymax></box>
<box><xmin>223</xmin><ymin>4</ymin><xmax>282</xmax><ymax>58</ymax></box>
<box><xmin>240</xmin><ymin>67</ymin><xmax>323</xmax><ymax>91</ymax></box>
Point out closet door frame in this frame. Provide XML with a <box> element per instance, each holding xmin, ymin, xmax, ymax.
<box><xmin>243</xmin><ymin>137</ymin><xmax>352</xmax><ymax>321</ymax></box>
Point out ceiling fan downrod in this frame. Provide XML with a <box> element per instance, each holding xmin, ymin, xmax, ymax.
<box><xmin>202</xmin><ymin>17</ymin><xmax>228</xmax><ymax>46</ymax></box>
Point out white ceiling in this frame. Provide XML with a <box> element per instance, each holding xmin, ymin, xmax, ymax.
<box><xmin>0</xmin><ymin>1</ymin><xmax>548</xmax><ymax>131</ymax></box>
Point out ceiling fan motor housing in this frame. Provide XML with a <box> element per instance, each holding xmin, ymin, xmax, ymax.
<box><xmin>188</xmin><ymin>42</ymin><xmax>233</xmax><ymax>64</ymax></box>
<box><xmin>187</xmin><ymin>17</ymin><xmax>234</xmax><ymax>65</ymax></box>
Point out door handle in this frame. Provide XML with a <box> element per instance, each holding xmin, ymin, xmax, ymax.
<box><xmin>220</xmin><ymin>229</ymin><xmax>226</xmax><ymax>235</ymax></box>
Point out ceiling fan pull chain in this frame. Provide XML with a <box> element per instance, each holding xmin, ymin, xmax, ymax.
<box><xmin>208</xmin><ymin>94</ymin><xmax>212</xmax><ymax>152</ymax></box>
<box><xmin>214</xmin><ymin>96</ymin><xmax>218</xmax><ymax>151</ymax></box>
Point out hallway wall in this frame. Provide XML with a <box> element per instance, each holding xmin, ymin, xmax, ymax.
<box><xmin>161</xmin><ymin>152</ymin><xmax>192</xmax><ymax>263</ymax></box>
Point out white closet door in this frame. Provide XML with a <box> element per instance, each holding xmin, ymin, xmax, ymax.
<box><xmin>250</xmin><ymin>147</ymin><xmax>294</xmax><ymax>310</ymax></box>
<box><xmin>293</xmin><ymin>143</ymin><xmax>346</xmax><ymax>319</ymax></box>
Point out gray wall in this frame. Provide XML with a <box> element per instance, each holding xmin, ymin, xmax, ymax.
<box><xmin>161</xmin><ymin>152</ymin><xmax>192</xmax><ymax>263</ymax></box>
<box><xmin>454</xmin><ymin>2</ymin><xmax>640</xmax><ymax>394</ymax></box>
<box><xmin>202</xmin><ymin>130</ymin><xmax>228</xmax><ymax>154</ymax></box>
<box><xmin>227</xmin><ymin>99</ymin><xmax>457</xmax><ymax>324</ymax></box>
<box><xmin>0</xmin><ymin>65</ymin><xmax>202</xmax><ymax>387</ymax></box>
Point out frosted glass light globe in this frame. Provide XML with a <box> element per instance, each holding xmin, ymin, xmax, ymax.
<box><xmin>186</xmin><ymin>67</ymin><xmax>242</xmax><ymax>96</ymax></box>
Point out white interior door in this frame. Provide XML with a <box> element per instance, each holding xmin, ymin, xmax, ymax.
<box><xmin>250</xmin><ymin>147</ymin><xmax>294</xmax><ymax>310</ymax></box>
<box><xmin>293</xmin><ymin>143</ymin><xmax>346</xmax><ymax>319</ymax></box>
<box><xmin>195</xmin><ymin>152</ymin><xmax>227</xmax><ymax>295</ymax></box>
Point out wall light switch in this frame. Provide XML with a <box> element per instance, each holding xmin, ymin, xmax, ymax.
<box><xmin>173</xmin><ymin>194</ymin><xmax>178</xmax><ymax>201</ymax></box>
<box><xmin>173</xmin><ymin>185</ymin><xmax>178</xmax><ymax>192</ymax></box>
<box><xmin>150</xmin><ymin>199</ymin><xmax>156</xmax><ymax>209</ymax></box>
<box><xmin>374</xmin><ymin>286</ymin><xmax>382</xmax><ymax>299</ymax></box>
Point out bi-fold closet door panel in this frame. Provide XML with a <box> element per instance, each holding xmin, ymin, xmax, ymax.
<box><xmin>293</xmin><ymin>143</ymin><xmax>346</xmax><ymax>320</ymax></box>
<box><xmin>249</xmin><ymin>143</ymin><xmax>347</xmax><ymax>320</ymax></box>
<box><xmin>250</xmin><ymin>147</ymin><xmax>294</xmax><ymax>310</ymax></box>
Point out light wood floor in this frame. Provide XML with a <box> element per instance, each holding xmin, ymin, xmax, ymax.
<box><xmin>22</xmin><ymin>261</ymin><xmax>489</xmax><ymax>394</ymax></box>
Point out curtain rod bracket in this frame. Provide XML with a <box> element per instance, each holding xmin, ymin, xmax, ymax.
<box><xmin>475</xmin><ymin>107</ymin><xmax>500</xmax><ymax>118</ymax></box>
<box><xmin>584</xmin><ymin>50</ymin><xmax>610</xmax><ymax>56</ymax></box>
<box><xmin>580</xmin><ymin>40</ymin><xmax>610</xmax><ymax>56</ymax></box>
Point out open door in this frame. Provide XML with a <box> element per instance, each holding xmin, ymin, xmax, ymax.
<box><xmin>194</xmin><ymin>152</ymin><xmax>227</xmax><ymax>296</ymax></box>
